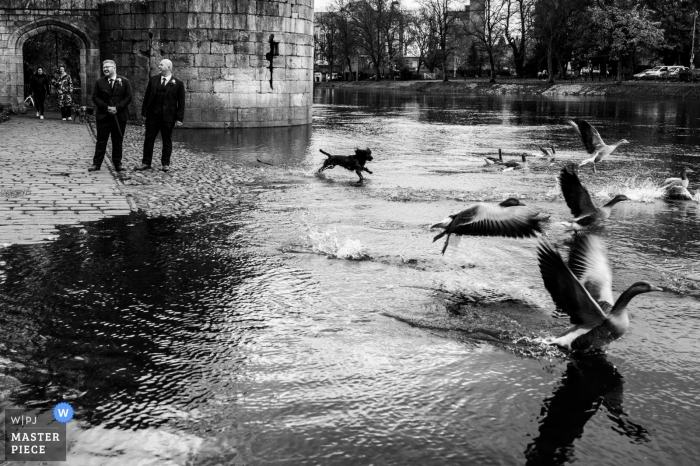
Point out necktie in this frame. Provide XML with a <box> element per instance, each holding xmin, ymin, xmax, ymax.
<box><xmin>162</xmin><ymin>77</ymin><xmax>166</xmax><ymax>87</ymax></box>
<box><xmin>109</xmin><ymin>78</ymin><xmax>114</xmax><ymax>89</ymax></box>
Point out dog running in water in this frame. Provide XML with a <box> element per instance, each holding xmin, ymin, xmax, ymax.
<box><xmin>318</xmin><ymin>148</ymin><xmax>373</xmax><ymax>184</ymax></box>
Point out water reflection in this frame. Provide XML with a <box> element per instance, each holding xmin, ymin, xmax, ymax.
<box><xmin>525</xmin><ymin>355</ymin><xmax>649</xmax><ymax>466</ymax></box>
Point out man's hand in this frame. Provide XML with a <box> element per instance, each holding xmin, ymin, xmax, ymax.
<box><xmin>107</xmin><ymin>106</ymin><xmax>117</xmax><ymax>114</ymax></box>
<box><xmin>174</xmin><ymin>121</ymin><xmax>183</xmax><ymax>127</ymax></box>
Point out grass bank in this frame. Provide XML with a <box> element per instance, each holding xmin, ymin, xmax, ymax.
<box><xmin>316</xmin><ymin>79</ymin><xmax>700</xmax><ymax>98</ymax></box>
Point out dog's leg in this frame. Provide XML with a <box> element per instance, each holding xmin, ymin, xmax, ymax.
<box><xmin>356</xmin><ymin>170</ymin><xmax>364</xmax><ymax>184</ymax></box>
<box><xmin>363</xmin><ymin>167</ymin><xmax>373</xmax><ymax>174</ymax></box>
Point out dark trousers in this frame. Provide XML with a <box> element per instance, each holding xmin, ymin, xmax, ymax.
<box><xmin>93</xmin><ymin>116</ymin><xmax>127</xmax><ymax>168</ymax></box>
<box><xmin>60</xmin><ymin>106</ymin><xmax>72</xmax><ymax>119</ymax></box>
<box><xmin>142</xmin><ymin>114</ymin><xmax>175</xmax><ymax>166</ymax></box>
<box><xmin>34</xmin><ymin>92</ymin><xmax>46</xmax><ymax>116</ymax></box>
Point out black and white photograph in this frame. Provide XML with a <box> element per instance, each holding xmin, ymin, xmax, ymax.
<box><xmin>0</xmin><ymin>0</ymin><xmax>699</xmax><ymax>464</ymax></box>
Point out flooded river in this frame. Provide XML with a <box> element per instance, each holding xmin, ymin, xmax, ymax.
<box><xmin>1</xmin><ymin>89</ymin><xmax>700</xmax><ymax>465</ymax></box>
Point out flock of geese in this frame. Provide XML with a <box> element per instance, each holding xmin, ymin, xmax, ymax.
<box><xmin>429</xmin><ymin>118</ymin><xmax>694</xmax><ymax>353</ymax></box>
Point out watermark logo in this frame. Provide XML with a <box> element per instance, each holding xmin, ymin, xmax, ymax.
<box><xmin>2</xmin><ymin>405</ymin><xmax>69</xmax><ymax>461</ymax></box>
<box><xmin>53</xmin><ymin>403</ymin><xmax>74</xmax><ymax>423</ymax></box>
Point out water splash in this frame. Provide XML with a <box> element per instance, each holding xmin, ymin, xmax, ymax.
<box><xmin>592</xmin><ymin>177</ymin><xmax>665</xmax><ymax>203</ymax></box>
<box><xmin>306</xmin><ymin>226</ymin><xmax>369</xmax><ymax>260</ymax></box>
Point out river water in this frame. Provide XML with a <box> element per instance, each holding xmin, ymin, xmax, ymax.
<box><xmin>1</xmin><ymin>89</ymin><xmax>699</xmax><ymax>465</ymax></box>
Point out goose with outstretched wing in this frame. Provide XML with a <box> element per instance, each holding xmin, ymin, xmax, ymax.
<box><xmin>431</xmin><ymin>198</ymin><xmax>547</xmax><ymax>255</ymax></box>
<box><xmin>559</xmin><ymin>165</ymin><xmax>628</xmax><ymax>230</ymax></box>
<box><xmin>537</xmin><ymin>234</ymin><xmax>662</xmax><ymax>351</ymax></box>
<box><xmin>567</xmin><ymin>119</ymin><xmax>629</xmax><ymax>173</ymax></box>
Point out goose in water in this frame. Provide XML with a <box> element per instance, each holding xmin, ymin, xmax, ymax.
<box><xmin>567</xmin><ymin>119</ymin><xmax>629</xmax><ymax>173</ymax></box>
<box><xmin>661</xmin><ymin>168</ymin><xmax>694</xmax><ymax>189</ymax></box>
<box><xmin>537</xmin><ymin>234</ymin><xmax>662</xmax><ymax>351</ymax></box>
<box><xmin>431</xmin><ymin>198</ymin><xmax>546</xmax><ymax>254</ymax></box>
<box><xmin>664</xmin><ymin>185</ymin><xmax>698</xmax><ymax>201</ymax></box>
<box><xmin>559</xmin><ymin>165</ymin><xmax>628</xmax><ymax>230</ymax></box>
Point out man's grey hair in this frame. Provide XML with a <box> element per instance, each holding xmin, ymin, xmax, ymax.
<box><xmin>160</xmin><ymin>59</ymin><xmax>173</xmax><ymax>70</ymax></box>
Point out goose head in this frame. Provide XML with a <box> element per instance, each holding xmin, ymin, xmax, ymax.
<box><xmin>607</xmin><ymin>194</ymin><xmax>629</xmax><ymax>206</ymax></box>
<box><xmin>499</xmin><ymin>198</ymin><xmax>525</xmax><ymax>207</ymax></box>
<box><xmin>625</xmin><ymin>281</ymin><xmax>664</xmax><ymax>295</ymax></box>
<box><xmin>430</xmin><ymin>215</ymin><xmax>455</xmax><ymax>229</ymax></box>
<box><xmin>681</xmin><ymin>168</ymin><xmax>695</xmax><ymax>179</ymax></box>
<box><xmin>618</xmin><ymin>139</ymin><xmax>630</xmax><ymax>145</ymax></box>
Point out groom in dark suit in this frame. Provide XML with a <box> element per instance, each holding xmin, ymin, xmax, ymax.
<box><xmin>136</xmin><ymin>58</ymin><xmax>186</xmax><ymax>172</ymax></box>
<box><xmin>89</xmin><ymin>59</ymin><xmax>132</xmax><ymax>172</ymax></box>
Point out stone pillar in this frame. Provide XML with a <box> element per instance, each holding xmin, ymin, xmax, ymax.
<box><xmin>99</xmin><ymin>0</ymin><xmax>314</xmax><ymax>128</ymax></box>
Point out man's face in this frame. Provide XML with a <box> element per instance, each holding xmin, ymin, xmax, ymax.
<box><xmin>158</xmin><ymin>61</ymin><xmax>170</xmax><ymax>74</ymax></box>
<box><xmin>103</xmin><ymin>65</ymin><xmax>115</xmax><ymax>76</ymax></box>
<box><xmin>37</xmin><ymin>69</ymin><xmax>43</xmax><ymax>75</ymax></box>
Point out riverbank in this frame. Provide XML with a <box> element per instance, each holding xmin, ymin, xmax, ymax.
<box><xmin>316</xmin><ymin>79</ymin><xmax>700</xmax><ymax>98</ymax></box>
<box><xmin>92</xmin><ymin>124</ymin><xmax>262</xmax><ymax>218</ymax></box>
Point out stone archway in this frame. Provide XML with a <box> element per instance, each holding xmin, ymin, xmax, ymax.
<box><xmin>7</xmin><ymin>18</ymin><xmax>99</xmax><ymax>110</ymax></box>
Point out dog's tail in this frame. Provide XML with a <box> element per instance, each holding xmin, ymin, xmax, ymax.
<box><xmin>320</xmin><ymin>149</ymin><xmax>333</xmax><ymax>158</ymax></box>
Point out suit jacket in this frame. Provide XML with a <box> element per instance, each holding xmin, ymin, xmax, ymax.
<box><xmin>141</xmin><ymin>75</ymin><xmax>186</xmax><ymax>123</ymax></box>
<box><xmin>92</xmin><ymin>75</ymin><xmax>133</xmax><ymax>121</ymax></box>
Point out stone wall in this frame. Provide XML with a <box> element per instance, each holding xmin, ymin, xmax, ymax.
<box><xmin>99</xmin><ymin>0</ymin><xmax>314</xmax><ymax>127</ymax></box>
<box><xmin>0</xmin><ymin>0</ymin><xmax>314</xmax><ymax>127</ymax></box>
<box><xmin>0</xmin><ymin>0</ymin><xmax>102</xmax><ymax>112</ymax></box>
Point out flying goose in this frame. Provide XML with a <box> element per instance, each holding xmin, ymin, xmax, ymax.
<box><xmin>661</xmin><ymin>168</ymin><xmax>694</xmax><ymax>189</ymax></box>
<box><xmin>567</xmin><ymin>119</ymin><xmax>629</xmax><ymax>173</ymax></box>
<box><xmin>559</xmin><ymin>165</ymin><xmax>628</xmax><ymax>230</ymax></box>
<box><xmin>537</xmin><ymin>234</ymin><xmax>662</xmax><ymax>351</ymax></box>
<box><xmin>431</xmin><ymin>198</ymin><xmax>546</xmax><ymax>254</ymax></box>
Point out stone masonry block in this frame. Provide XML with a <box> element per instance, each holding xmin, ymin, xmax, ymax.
<box><xmin>189</xmin><ymin>0</ymin><xmax>213</xmax><ymax>13</ymax></box>
<box><xmin>194</xmin><ymin>54</ymin><xmax>225</xmax><ymax>67</ymax></box>
<box><xmin>213</xmin><ymin>80</ymin><xmax>232</xmax><ymax>93</ymax></box>
<box><xmin>167</xmin><ymin>0</ymin><xmax>188</xmax><ymax>13</ymax></box>
<box><xmin>213</xmin><ymin>2</ymin><xmax>235</xmax><ymax>14</ymax></box>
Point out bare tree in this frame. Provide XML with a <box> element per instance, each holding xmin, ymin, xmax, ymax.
<box><xmin>315</xmin><ymin>11</ymin><xmax>339</xmax><ymax>79</ymax></box>
<box><xmin>332</xmin><ymin>0</ymin><xmax>360</xmax><ymax>80</ymax></box>
<box><xmin>345</xmin><ymin>0</ymin><xmax>397</xmax><ymax>80</ymax></box>
<box><xmin>404</xmin><ymin>9</ymin><xmax>442</xmax><ymax>75</ymax></box>
<box><xmin>465</xmin><ymin>0</ymin><xmax>508</xmax><ymax>83</ymax></box>
<box><xmin>419</xmin><ymin>0</ymin><xmax>461</xmax><ymax>81</ymax></box>
<box><xmin>504</xmin><ymin>0</ymin><xmax>534</xmax><ymax>78</ymax></box>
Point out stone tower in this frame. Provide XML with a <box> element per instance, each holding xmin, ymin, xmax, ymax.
<box><xmin>0</xmin><ymin>0</ymin><xmax>314</xmax><ymax>128</ymax></box>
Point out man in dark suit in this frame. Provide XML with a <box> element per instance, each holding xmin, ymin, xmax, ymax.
<box><xmin>136</xmin><ymin>59</ymin><xmax>186</xmax><ymax>172</ymax></box>
<box><xmin>89</xmin><ymin>59</ymin><xmax>132</xmax><ymax>172</ymax></box>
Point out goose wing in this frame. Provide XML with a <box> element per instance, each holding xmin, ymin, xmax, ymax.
<box><xmin>559</xmin><ymin>165</ymin><xmax>597</xmax><ymax>217</ymax></box>
<box><xmin>567</xmin><ymin>234</ymin><xmax>615</xmax><ymax>307</ymax></box>
<box><xmin>537</xmin><ymin>239</ymin><xmax>608</xmax><ymax>326</ymax></box>
<box><xmin>661</xmin><ymin>177</ymin><xmax>682</xmax><ymax>188</ymax></box>
<box><xmin>446</xmin><ymin>203</ymin><xmax>543</xmax><ymax>238</ymax></box>
<box><xmin>567</xmin><ymin>119</ymin><xmax>606</xmax><ymax>154</ymax></box>
<box><xmin>539</xmin><ymin>146</ymin><xmax>552</xmax><ymax>157</ymax></box>
<box><xmin>664</xmin><ymin>185</ymin><xmax>694</xmax><ymax>200</ymax></box>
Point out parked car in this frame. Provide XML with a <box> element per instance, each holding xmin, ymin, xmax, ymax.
<box><xmin>633</xmin><ymin>67</ymin><xmax>660</xmax><ymax>80</ymax></box>
<box><xmin>642</xmin><ymin>66</ymin><xmax>669</xmax><ymax>79</ymax></box>
<box><xmin>665</xmin><ymin>66</ymin><xmax>689</xmax><ymax>79</ymax></box>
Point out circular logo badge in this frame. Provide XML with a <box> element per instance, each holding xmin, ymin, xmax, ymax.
<box><xmin>53</xmin><ymin>402</ymin><xmax>74</xmax><ymax>423</ymax></box>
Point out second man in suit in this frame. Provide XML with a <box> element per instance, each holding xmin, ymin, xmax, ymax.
<box><xmin>136</xmin><ymin>59</ymin><xmax>186</xmax><ymax>172</ymax></box>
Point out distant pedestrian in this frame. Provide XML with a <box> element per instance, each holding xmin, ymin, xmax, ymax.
<box><xmin>89</xmin><ymin>60</ymin><xmax>132</xmax><ymax>172</ymax></box>
<box><xmin>30</xmin><ymin>67</ymin><xmax>50</xmax><ymax>120</ymax></box>
<box><xmin>52</xmin><ymin>65</ymin><xmax>74</xmax><ymax>121</ymax></box>
<box><xmin>136</xmin><ymin>59</ymin><xmax>186</xmax><ymax>173</ymax></box>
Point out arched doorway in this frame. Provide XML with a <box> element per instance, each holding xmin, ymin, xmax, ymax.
<box><xmin>7</xmin><ymin>19</ymin><xmax>99</xmax><ymax>110</ymax></box>
<box><xmin>23</xmin><ymin>31</ymin><xmax>83</xmax><ymax>107</ymax></box>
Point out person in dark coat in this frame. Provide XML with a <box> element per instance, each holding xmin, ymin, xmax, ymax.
<box><xmin>30</xmin><ymin>67</ymin><xmax>50</xmax><ymax>119</ymax></box>
<box><xmin>89</xmin><ymin>59</ymin><xmax>133</xmax><ymax>172</ymax></box>
<box><xmin>136</xmin><ymin>58</ymin><xmax>186</xmax><ymax>172</ymax></box>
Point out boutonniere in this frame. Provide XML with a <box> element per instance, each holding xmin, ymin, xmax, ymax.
<box><xmin>116</xmin><ymin>78</ymin><xmax>123</xmax><ymax>86</ymax></box>
<box><xmin>169</xmin><ymin>79</ymin><xmax>176</xmax><ymax>85</ymax></box>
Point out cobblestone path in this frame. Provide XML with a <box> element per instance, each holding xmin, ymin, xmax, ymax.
<box><xmin>0</xmin><ymin>115</ymin><xmax>132</xmax><ymax>245</ymax></box>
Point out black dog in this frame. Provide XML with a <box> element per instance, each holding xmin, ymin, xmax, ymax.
<box><xmin>72</xmin><ymin>106</ymin><xmax>91</xmax><ymax>123</ymax></box>
<box><xmin>318</xmin><ymin>148</ymin><xmax>373</xmax><ymax>184</ymax></box>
